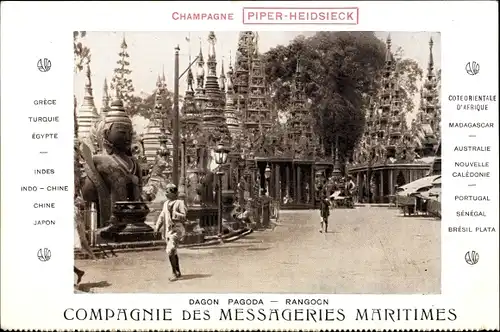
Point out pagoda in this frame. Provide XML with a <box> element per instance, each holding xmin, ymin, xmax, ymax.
<box><xmin>348</xmin><ymin>34</ymin><xmax>441</xmax><ymax>203</ymax></box>
<box><xmin>143</xmin><ymin>74</ymin><xmax>168</xmax><ymax>163</ymax></box>
<box><xmin>219</xmin><ymin>58</ymin><xmax>227</xmax><ymax>104</ymax></box>
<box><xmin>180</xmin><ymin>60</ymin><xmax>206</xmax><ymax>205</ymax></box>
<box><xmin>76</xmin><ymin>60</ymin><xmax>100</xmax><ymax>142</ymax></box>
<box><xmin>280</xmin><ymin>59</ymin><xmax>317</xmax><ymax>204</ymax></box>
<box><xmin>202</xmin><ymin>31</ymin><xmax>230</xmax><ymax>146</ymax></box>
<box><xmin>224</xmin><ymin>58</ymin><xmax>241</xmax><ymax>139</ymax></box>
<box><xmin>233</xmin><ymin>32</ymin><xmax>254</xmax><ymax>124</ymax></box>
<box><xmin>177</xmin><ymin>41</ymin><xmax>219</xmax><ymax>235</ymax></box>
<box><xmin>222</xmin><ymin>31</ymin><xmax>333</xmax><ymax>209</ymax></box>
<box><xmin>413</xmin><ymin>37</ymin><xmax>440</xmax><ymax>158</ymax></box>
<box><xmin>246</xmin><ymin>32</ymin><xmax>272</xmax><ymax>131</ymax></box>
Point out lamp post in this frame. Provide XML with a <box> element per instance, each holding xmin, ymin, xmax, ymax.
<box><xmin>214</xmin><ymin>144</ymin><xmax>230</xmax><ymax>237</ymax></box>
<box><xmin>262</xmin><ymin>163</ymin><xmax>272</xmax><ymax>228</ymax></box>
<box><xmin>172</xmin><ymin>46</ymin><xmax>180</xmax><ymax>186</ymax></box>
<box><xmin>264</xmin><ymin>163</ymin><xmax>271</xmax><ymax>196</ymax></box>
<box><xmin>179</xmin><ymin>133</ymin><xmax>187</xmax><ymax>199</ymax></box>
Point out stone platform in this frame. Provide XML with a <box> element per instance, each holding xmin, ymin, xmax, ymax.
<box><xmin>75</xmin><ymin>228</ymin><xmax>253</xmax><ymax>259</ymax></box>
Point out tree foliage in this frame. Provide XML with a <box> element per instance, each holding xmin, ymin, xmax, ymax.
<box><xmin>74</xmin><ymin>31</ymin><xmax>90</xmax><ymax>73</ymax></box>
<box><xmin>109</xmin><ymin>38</ymin><xmax>139</xmax><ymax>116</ymax></box>
<box><xmin>134</xmin><ymin>90</ymin><xmax>174</xmax><ymax>120</ymax></box>
<box><xmin>436</xmin><ymin>68</ymin><xmax>441</xmax><ymax>92</ymax></box>
<box><xmin>263</xmin><ymin>32</ymin><xmax>386</xmax><ymax>159</ymax></box>
<box><xmin>393</xmin><ymin>47</ymin><xmax>424</xmax><ymax>113</ymax></box>
<box><xmin>263</xmin><ymin>31</ymin><xmax>422</xmax><ymax>161</ymax></box>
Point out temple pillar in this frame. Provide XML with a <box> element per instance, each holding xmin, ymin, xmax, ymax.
<box><xmin>366</xmin><ymin>168</ymin><xmax>372</xmax><ymax>203</ymax></box>
<box><xmin>389</xmin><ymin>169</ymin><xmax>394</xmax><ymax>195</ymax></box>
<box><xmin>291</xmin><ymin>164</ymin><xmax>296</xmax><ymax>200</ymax></box>
<box><xmin>356</xmin><ymin>172</ymin><xmax>362</xmax><ymax>202</ymax></box>
<box><xmin>274</xmin><ymin>164</ymin><xmax>280</xmax><ymax>200</ymax></box>
<box><xmin>297</xmin><ymin>165</ymin><xmax>302</xmax><ymax>203</ymax></box>
<box><xmin>379</xmin><ymin>170</ymin><xmax>385</xmax><ymax>203</ymax></box>
<box><xmin>309</xmin><ymin>164</ymin><xmax>316</xmax><ymax>206</ymax></box>
<box><xmin>285</xmin><ymin>164</ymin><xmax>291</xmax><ymax>199</ymax></box>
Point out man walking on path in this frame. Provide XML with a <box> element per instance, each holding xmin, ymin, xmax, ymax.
<box><xmin>319</xmin><ymin>192</ymin><xmax>330</xmax><ymax>233</ymax></box>
<box><xmin>155</xmin><ymin>184</ymin><xmax>187</xmax><ymax>282</ymax></box>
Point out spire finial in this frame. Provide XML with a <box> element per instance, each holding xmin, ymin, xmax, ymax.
<box><xmin>102</xmin><ymin>78</ymin><xmax>109</xmax><ymax>101</ymax></box>
<box><xmin>196</xmin><ymin>39</ymin><xmax>205</xmax><ymax>88</ymax></box>
<box><xmin>156</xmin><ymin>73</ymin><xmax>162</xmax><ymax>87</ymax></box>
<box><xmin>187</xmin><ymin>32</ymin><xmax>192</xmax><ymax>63</ymax></box>
<box><xmin>84</xmin><ymin>58</ymin><xmax>92</xmax><ymax>89</ymax></box>
<box><xmin>385</xmin><ymin>33</ymin><xmax>393</xmax><ymax>63</ymax></box>
<box><xmin>255</xmin><ymin>31</ymin><xmax>260</xmax><ymax>55</ymax></box>
<box><xmin>219</xmin><ymin>56</ymin><xmax>226</xmax><ymax>92</ymax></box>
<box><xmin>198</xmin><ymin>37</ymin><xmax>204</xmax><ymax>62</ymax></box>
<box><xmin>121</xmin><ymin>32</ymin><xmax>127</xmax><ymax>48</ymax></box>
<box><xmin>187</xmin><ymin>67</ymin><xmax>194</xmax><ymax>92</ymax></box>
<box><xmin>208</xmin><ymin>31</ymin><xmax>217</xmax><ymax>60</ymax></box>
<box><xmin>162</xmin><ymin>65</ymin><xmax>166</xmax><ymax>83</ymax></box>
<box><xmin>428</xmin><ymin>36</ymin><xmax>434</xmax><ymax>70</ymax></box>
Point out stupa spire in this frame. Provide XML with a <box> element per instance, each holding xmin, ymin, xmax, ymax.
<box><xmin>143</xmin><ymin>75</ymin><xmax>168</xmax><ymax>163</ymax></box>
<box><xmin>414</xmin><ymin>34</ymin><xmax>441</xmax><ymax>152</ymax></box>
<box><xmin>196</xmin><ymin>40</ymin><xmax>205</xmax><ymax>90</ymax></box>
<box><xmin>76</xmin><ymin>59</ymin><xmax>99</xmax><ymax>140</ymax></box>
<box><xmin>227</xmin><ymin>52</ymin><xmax>234</xmax><ymax>91</ymax></box>
<box><xmin>245</xmin><ymin>31</ymin><xmax>270</xmax><ymax>130</ymax></box>
<box><xmin>121</xmin><ymin>33</ymin><xmax>127</xmax><ymax>49</ymax></box>
<box><xmin>254</xmin><ymin>32</ymin><xmax>260</xmax><ymax>56</ymax></box>
<box><xmin>224</xmin><ymin>53</ymin><xmax>239</xmax><ymax>139</ymax></box>
<box><xmin>100</xmin><ymin>78</ymin><xmax>111</xmax><ymax>117</ymax></box>
<box><xmin>385</xmin><ymin>33</ymin><xmax>392</xmax><ymax>63</ymax></box>
<box><xmin>156</xmin><ymin>73</ymin><xmax>162</xmax><ymax>88</ymax></box>
<box><xmin>219</xmin><ymin>57</ymin><xmax>226</xmax><ymax>92</ymax></box>
<box><xmin>207</xmin><ymin>31</ymin><xmax>217</xmax><ymax>77</ymax></box>
<box><xmin>427</xmin><ymin>37</ymin><xmax>435</xmax><ymax>76</ymax></box>
<box><xmin>202</xmin><ymin>31</ymin><xmax>230</xmax><ymax>145</ymax></box>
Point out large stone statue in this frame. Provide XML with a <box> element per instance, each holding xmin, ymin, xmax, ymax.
<box><xmin>81</xmin><ymin>94</ymin><xmax>154</xmax><ymax>242</ymax></box>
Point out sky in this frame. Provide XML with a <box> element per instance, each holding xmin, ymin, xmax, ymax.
<box><xmin>74</xmin><ymin>31</ymin><xmax>441</xmax><ymax>132</ymax></box>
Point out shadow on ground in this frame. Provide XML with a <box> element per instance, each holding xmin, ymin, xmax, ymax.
<box><xmin>188</xmin><ymin>244</ymin><xmax>255</xmax><ymax>250</ymax></box>
<box><xmin>397</xmin><ymin>214</ymin><xmax>440</xmax><ymax>220</ymax></box>
<box><xmin>179</xmin><ymin>273</ymin><xmax>212</xmax><ymax>281</ymax></box>
<box><xmin>246</xmin><ymin>247</ymin><xmax>271</xmax><ymax>251</ymax></box>
<box><xmin>77</xmin><ymin>280</ymin><xmax>112</xmax><ymax>293</ymax></box>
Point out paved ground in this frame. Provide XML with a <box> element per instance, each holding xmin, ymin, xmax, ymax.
<box><xmin>75</xmin><ymin>207</ymin><xmax>441</xmax><ymax>294</ymax></box>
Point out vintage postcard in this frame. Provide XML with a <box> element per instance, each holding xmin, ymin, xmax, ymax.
<box><xmin>1</xmin><ymin>1</ymin><xmax>498</xmax><ymax>330</ymax></box>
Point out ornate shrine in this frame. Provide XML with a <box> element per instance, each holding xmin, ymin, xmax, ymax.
<box><xmin>348</xmin><ymin>35</ymin><xmax>441</xmax><ymax>203</ymax></box>
<box><xmin>227</xmin><ymin>33</ymin><xmax>334</xmax><ymax>209</ymax></box>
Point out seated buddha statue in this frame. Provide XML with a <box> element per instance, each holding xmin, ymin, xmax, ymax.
<box><xmin>81</xmin><ymin>92</ymin><xmax>154</xmax><ymax>241</ymax></box>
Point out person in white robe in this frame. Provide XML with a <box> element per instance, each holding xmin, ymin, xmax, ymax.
<box><xmin>155</xmin><ymin>184</ymin><xmax>187</xmax><ymax>281</ymax></box>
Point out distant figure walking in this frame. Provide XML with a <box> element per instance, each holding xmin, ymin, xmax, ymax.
<box><xmin>155</xmin><ymin>184</ymin><xmax>187</xmax><ymax>282</ymax></box>
<box><xmin>319</xmin><ymin>194</ymin><xmax>330</xmax><ymax>233</ymax></box>
<box><xmin>74</xmin><ymin>171</ymin><xmax>96</xmax><ymax>286</ymax></box>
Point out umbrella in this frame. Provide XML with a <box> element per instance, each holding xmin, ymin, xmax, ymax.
<box><xmin>329</xmin><ymin>190</ymin><xmax>345</xmax><ymax>200</ymax></box>
<box><xmin>396</xmin><ymin>175</ymin><xmax>441</xmax><ymax>196</ymax></box>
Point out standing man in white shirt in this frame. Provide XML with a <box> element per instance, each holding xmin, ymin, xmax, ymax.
<box><xmin>155</xmin><ymin>184</ymin><xmax>187</xmax><ymax>281</ymax></box>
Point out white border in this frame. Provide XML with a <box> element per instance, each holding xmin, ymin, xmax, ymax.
<box><xmin>1</xmin><ymin>1</ymin><xmax>499</xmax><ymax>330</ymax></box>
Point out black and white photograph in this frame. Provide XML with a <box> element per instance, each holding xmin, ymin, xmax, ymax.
<box><xmin>73</xmin><ymin>30</ymin><xmax>441</xmax><ymax>294</ymax></box>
